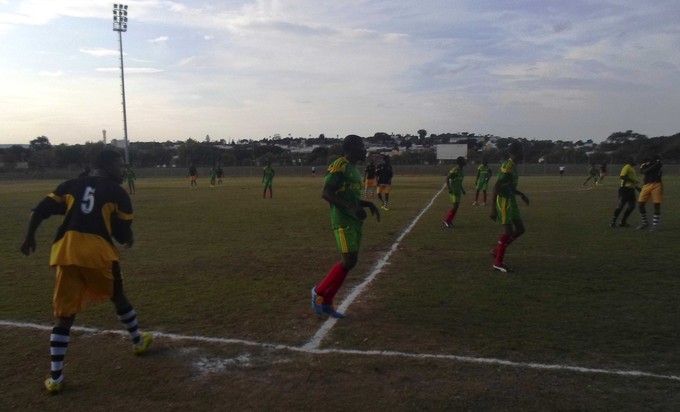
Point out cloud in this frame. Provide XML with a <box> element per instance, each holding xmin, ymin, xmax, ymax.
<box><xmin>148</xmin><ymin>36</ymin><xmax>169</xmax><ymax>44</ymax></box>
<box><xmin>80</xmin><ymin>47</ymin><xmax>119</xmax><ymax>57</ymax></box>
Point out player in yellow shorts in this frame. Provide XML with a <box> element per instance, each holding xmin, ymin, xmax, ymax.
<box><xmin>376</xmin><ymin>155</ymin><xmax>393</xmax><ymax>210</ymax></box>
<box><xmin>637</xmin><ymin>155</ymin><xmax>663</xmax><ymax>231</ymax></box>
<box><xmin>20</xmin><ymin>150</ymin><xmax>153</xmax><ymax>394</ymax></box>
<box><xmin>364</xmin><ymin>160</ymin><xmax>377</xmax><ymax>198</ymax></box>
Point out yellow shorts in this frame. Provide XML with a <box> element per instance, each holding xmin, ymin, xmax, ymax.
<box><xmin>53</xmin><ymin>264</ymin><xmax>119</xmax><ymax>317</ymax></box>
<box><xmin>638</xmin><ymin>182</ymin><xmax>663</xmax><ymax>204</ymax></box>
<box><xmin>377</xmin><ymin>184</ymin><xmax>391</xmax><ymax>194</ymax></box>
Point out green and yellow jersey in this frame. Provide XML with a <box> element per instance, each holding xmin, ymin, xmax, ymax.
<box><xmin>496</xmin><ymin>158</ymin><xmax>518</xmax><ymax>198</ymax></box>
<box><xmin>447</xmin><ymin>165</ymin><xmax>464</xmax><ymax>194</ymax></box>
<box><xmin>476</xmin><ymin>164</ymin><xmax>491</xmax><ymax>183</ymax></box>
<box><xmin>325</xmin><ymin>156</ymin><xmax>363</xmax><ymax>229</ymax></box>
<box><xmin>262</xmin><ymin>165</ymin><xmax>275</xmax><ymax>182</ymax></box>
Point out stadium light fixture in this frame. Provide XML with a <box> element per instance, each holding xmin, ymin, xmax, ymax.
<box><xmin>113</xmin><ymin>3</ymin><xmax>130</xmax><ymax>164</ymax></box>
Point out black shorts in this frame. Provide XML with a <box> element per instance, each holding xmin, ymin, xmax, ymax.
<box><xmin>618</xmin><ymin>187</ymin><xmax>636</xmax><ymax>203</ymax></box>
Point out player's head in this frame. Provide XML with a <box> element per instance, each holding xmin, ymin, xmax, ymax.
<box><xmin>482</xmin><ymin>159</ymin><xmax>488</xmax><ymax>166</ymax></box>
<box><xmin>456</xmin><ymin>156</ymin><xmax>466</xmax><ymax>166</ymax></box>
<box><xmin>508</xmin><ymin>141</ymin><xmax>523</xmax><ymax>163</ymax></box>
<box><xmin>343</xmin><ymin>134</ymin><xmax>367</xmax><ymax>163</ymax></box>
<box><xmin>94</xmin><ymin>150</ymin><xmax>125</xmax><ymax>184</ymax></box>
<box><xmin>626</xmin><ymin>156</ymin><xmax>636</xmax><ymax>166</ymax></box>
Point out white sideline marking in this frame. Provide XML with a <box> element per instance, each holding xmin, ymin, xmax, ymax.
<box><xmin>302</xmin><ymin>184</ymin><xmax>447</xmax><ymax>351</ymax></box>
<box><xmin>1</xmin><ymin>320</ymin><xmax>679</xmax><ymax>382</ymax></box>
<box><xmin>5</xmin><ymin>186</ymin><xmax>679</xmax><ymax>384</ymax></box>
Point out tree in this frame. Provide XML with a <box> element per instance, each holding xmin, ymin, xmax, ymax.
<box><xmin>29</xmin><ymin>136</ymin><xmax>52</xmax><ymax>152</ymax></box>
<box><xmin>417</xmin><ymin>129</ymin><xmax>427</xmax><ymax>140</ymax></box>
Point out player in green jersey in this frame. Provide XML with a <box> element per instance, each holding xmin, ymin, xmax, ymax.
<box><xmin>489</xmin><ymin>142</ymin><xmax>529</xmax><ymax>273</ymax></box>
<box><xmin>442</xmin><ymin>156</ymin><xmax>466</xmax><ymax>228</ymax></box>
<box><xmin>262</xmin><ymin>162</ymin><xmax>275</xmax><ymax>198</ymax></box>
<box><xmin>472</xmin><ymin>160</ymin><xmax>492</xmax><ymax>206</ymax></box>
<box><xmin>311</xmin><ymin>135</ymin><xmax>380</xmax><ymax>318</ymax></box>
<box><xmin>125</xmin><ymin>165</ymin><xmax>136</xmax><ymax>194</ymax></box>
<box><xmin>582</xmin><ymin>164</ymin><xmax>599</xmax><ymax>186</ymax></box>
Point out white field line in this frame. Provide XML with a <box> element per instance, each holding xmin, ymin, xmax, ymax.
<box><xmin>302</xmin><ymin>184</ymin><xmax>447</xmax><ymax>351</ymax></box>
<box><xmin>4</xmin><ymin>185</ymin><xmax>679</xmax><ymax>383</ymax></box>
<box><xmin>1</xmin><ymin>320</ymin><xmax>679</xmax><ymax>382</ymax></box>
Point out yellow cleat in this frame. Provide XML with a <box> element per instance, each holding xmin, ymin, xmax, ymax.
<box><xmin>133</xmin><ymin>332</ymin><xmax>153</xmax><ymax>355</ymax></box>
<box><xmin>44</xmin><ymin>377</ymin><xmax>63</xmax><ymax>394</ymax></box>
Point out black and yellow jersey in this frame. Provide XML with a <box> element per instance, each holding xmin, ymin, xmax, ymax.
<box><xmin>33</xmin><ymin>176</ymin><xmax>133</xmax><ymax>269</ymax></box>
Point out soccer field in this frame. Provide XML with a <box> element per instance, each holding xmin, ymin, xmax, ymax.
<box><xmin>2</xmin><ymin>175</ymin><xmax>679</xmax><ymax>410</ymax></box>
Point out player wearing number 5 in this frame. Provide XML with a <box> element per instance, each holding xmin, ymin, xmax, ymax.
<box><xmin>20</xmin><ymin>150</ymin><xmax>152</xmax><ymax>394</ymax></box>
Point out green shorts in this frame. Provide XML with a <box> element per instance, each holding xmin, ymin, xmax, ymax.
<box><xmin>448</xmin><ymin>190</ymin><xmax>462</xmax><ymax>204</ymax></box>
<box><xmin>333</xmin><ymin>224</ymin><xmax>362</xmax><ymax>253</ymax></box>
<box><xmin>475</xmin><ymin>180</ymin><xmax>489</xmax><ymax>191</ymax></box>
<box><xmin>495</xmin><ymin>196</ymin><xmax>521</xmax><ymax>225</ymax></box>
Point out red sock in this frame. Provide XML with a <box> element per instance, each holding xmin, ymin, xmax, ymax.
<box><xmin>315</xmin><ymin>262</ymin><xmax>348</xmax><ymax>305</ymax></box>
<box><xmin>444</xmin><ymin>207</ymin><xmax>457</xmax><ymax>223</ymax></box>
<box><xmin>494</xmin><ymin>233</ymin><xmax>511</xmax><ymax>266</ymax></box>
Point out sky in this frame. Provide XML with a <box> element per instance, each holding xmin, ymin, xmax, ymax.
<box><xmin>1</xmin><ymin>0</ymin><xmax>679</xmax><ymax>145</ymax></box>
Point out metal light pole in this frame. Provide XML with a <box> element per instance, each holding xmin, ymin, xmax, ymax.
<box><xmin>113</xmin><ymin>4</ymin><xmax>130</xmax><ymax>164</ymax></box>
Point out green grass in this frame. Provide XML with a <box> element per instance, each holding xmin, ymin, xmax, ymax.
<box><xmin>2</xmin><ymin>174</ymin><xmax>679</xmax><ymax>410</ymax></box>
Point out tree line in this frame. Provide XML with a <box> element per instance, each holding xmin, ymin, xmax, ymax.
<box><xmin>1</xmin><ymin>130</ymin><xmax>678</xmax><ymax>172</ymax></box>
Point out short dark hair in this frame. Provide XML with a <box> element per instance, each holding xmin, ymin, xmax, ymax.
<box><xmin>94</xmin><ymin>150</ymin><xmax>123</xmax><ymax>170</ymax></box>
<box><xmin>343</xmin><ymin>135</ymin><xmax>363</xmax><ymax>153</ymax></box>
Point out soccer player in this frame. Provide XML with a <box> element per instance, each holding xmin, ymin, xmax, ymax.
<box><xmin>598</xmin><ymin>161</ymin><xmax>608</xmax><ymax>185</ymax></box>
<box><xmin>489</xmin><ymin>141</ymin><xmax>530</xmax><ymax>273</ymax></box>
<box><xmin>20</xmin><ymin>150</ymin><xmax>153</xmax><ymax>394</ymax></box>
<box><xmin>376</xmin><ymin>155</ymin><xmax>393</xmax><ymax>210</ymax></box>
<box><xmin>637</xmin><ymin>154</ymin><xmax>663</xmax><ymax>231</ymax></box>
<box><xmin>262</xmin><ymin>162</ymin><xmax>275</xmax><ymax>198</ymax></box>
<box><xmin>582</xmin><ymin>164</ymin><xmax>598</xmax><ymax>186</ymax></box>
<box><xmin>125</xmin><ymin>165</ymin><xmax>136</xmax><ymax>194</ymax></box>
<box><xmin>364</xmin><ymin>160</ymin><xmax>377</xmax><ymax>198</ymax></box>
<box><xmin>216</xmin><ymin>165</ymin><xmax>224</xmax><ymax>185</ymax></box>
<box><xmin>209</xmin><ymin>167</ymin><xmax>217</xmax><ymax>187</ymax></box>
<box><xmin>442</xmin><ymin>156</ymin><xmax>466</xmax><ymax>228</ymax></box>
<box><xmin>311</xmin><ymin>135</ymin><xmax>380</xmax><ymax>318</ymax></box>
<box><xmin>189</xmin><ymin>164</ymin><xmax>198</xmax><ymax>189</ymax></box>
<box><xmin>472</xmin><ymin>159</ymin><xmax>492</xmax><ymax>206</ymax></box>
<box><xmin>610</xmin><ymin>157</ymin><xmax>640</xmax><ymax>228</ymax></box>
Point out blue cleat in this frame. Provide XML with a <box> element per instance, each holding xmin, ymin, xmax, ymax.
<box><xmin>322</xmin><ymin>304</ymin><xmax>345</xmax><ymax>318</ymax></box>
<box><xmin>311</xmin><ymin>287</ymin><xmax>323</xmax><ymax>314</ymax></box>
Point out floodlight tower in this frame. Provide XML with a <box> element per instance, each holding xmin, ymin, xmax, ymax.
<box><xmin>113</xmin><ymin>4</ymin><xmax>130</xmax><ymax>164</ymax></box>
